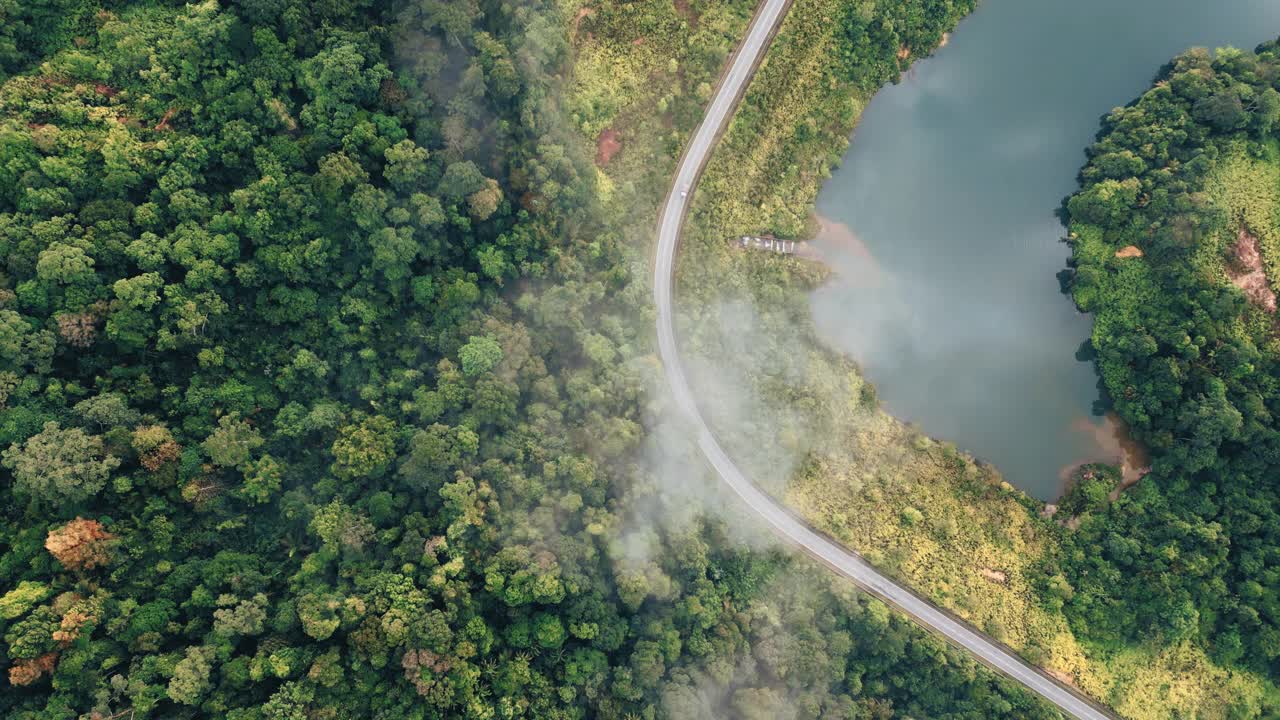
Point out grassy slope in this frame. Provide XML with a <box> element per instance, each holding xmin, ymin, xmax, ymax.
<box><xmin>569</xmin><ymin>0</ymin><xmax>1274</xmax><ymax>717</ymax></box>
<box><xmin>1207</xmin><ymin>144</ymin><xmax>1280</xmax><ymax>337</ymax></box>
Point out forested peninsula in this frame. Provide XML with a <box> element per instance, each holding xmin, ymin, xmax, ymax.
<box><xmin>0</xmin><ymin>0</ymin><xmax>1069</xmax><ymax>718</ymax></box>
<box><xmin>1063</xmin><ymin>38</ymin><xmax>1280</xmax><ymax>690</ymax></box>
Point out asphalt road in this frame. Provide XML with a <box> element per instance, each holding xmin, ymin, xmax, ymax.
<box><xmin>651</xmin><ymin>2</ymin><xmax>1117</xmax><ymax>718</ymax></box>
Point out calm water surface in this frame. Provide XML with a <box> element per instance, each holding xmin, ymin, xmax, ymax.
<box><xmin>811</xmin><ymin>0</ymin><xmax>1280</xmax><ymax>499</ymax></box>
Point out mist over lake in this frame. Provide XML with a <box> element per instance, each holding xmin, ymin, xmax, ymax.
<box><xmin>811</xmin><ymin>0</ymin><xmax>1280</xmax><ymax>499</ymax></box>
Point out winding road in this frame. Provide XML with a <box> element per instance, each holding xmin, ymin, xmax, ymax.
<box><xmin>651</xmin><ymin>2</ymin><xmax>1117</xmax><ymax>719</ymax></box>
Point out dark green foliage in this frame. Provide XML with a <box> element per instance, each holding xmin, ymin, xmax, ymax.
<box><xmin>1053</xmin><ymin>38</ymin><xmax>1280</xmax><ymax>683</ymax></box>
<box><xmin>0</xmin><ymin>0</ymin><xmax>97</xmax><ymax>83</ymax></box>
<box><xmin>0</xmin><ymin>0</ymin><xmax>1052</xmax><ymax>717</ymax></box>
<box><xmin>835</xmin><ymin>0</ymin><xmax>977</xmax><ymax>92</ymax></box>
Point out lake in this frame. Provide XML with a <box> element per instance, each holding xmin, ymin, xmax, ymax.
<box><xmin>810</xmin><ymin>0</ymin><xmax>1280</xmax><ymax>499</ymax></box>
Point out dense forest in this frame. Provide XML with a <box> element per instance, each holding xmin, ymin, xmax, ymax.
<box><xmin>0</xmin><ymin>0</ymin><xmax>1065</xmax><ymax>718</ymax></box>
<box><xmin>1060</xmin><ymin>38</ymin><xmax>1280</xmax><ymax>687</ymax></box>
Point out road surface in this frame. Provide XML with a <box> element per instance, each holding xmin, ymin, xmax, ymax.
<box><xmin>651</xmin><ymin>2</ymin><xmax>1117</xmax><ymax>718</ymax></box>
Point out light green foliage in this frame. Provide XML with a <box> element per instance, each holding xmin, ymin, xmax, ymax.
<box><xmin>0</xmin><ymin>309</ymin><xmax>54</xmax><ymax>373</ymax></box>
<box><xmin>36</xmin><ymin>242</ymin><xmax>94</xmax><ymax>284</ymax></box>
<box><xmin>298</xmin><ymin>592</ymin><xmax>343</xmax><ymax>640</ymax></box>
<box><xmin>0</xmin><ymin>581</ymin><xmax>51</xmax><ymax>620</ymax></box>
<box><xmin>73</xmin><ymin>392</ymin><xmax>142</xmax><ymax>429</ymax></box>
<box><xmin>0</xmin><ymin>310</ymin><xmax>31</xmax><ymax>361</ymax></box>
<box><xmin>113</xmin><ymin>273</ymin><xmax>164</xmax><ymax>311</ymax></box>
<box><xmin>5</xmin><ymin>605</ymin><xmax>60</xmax><ymax>659</ymax></box>
<box><xmin>899</xmin><ymin>506</ymin><xmax>923</xmax><ymax>526</ymax></box>
<box><xmin>1067</xmin><ymin>177</ymin><xmax>1141</xmax><ymax>227</ymax></box>
<box><xmin>168</xmin><ymin>646</ymin><xmax>216</xmax><ymax>705</ymax></box>
<box><xmin>202</xmin><ymin>414</ymin><xmax>264</xmax><ymax>469</ymax></box>
<box><xmin>309</xmin><ymin>499</ymin><xmax>374</xmax><ymax>553</ymax></box>
<box><xmin>383</xmin><ymin>140</ymin><xmax>430</xmax><ymax>194</ymax></box>
<box><xmin>458</xmin><ymin>335</ymin><xmax>503</xmax><ymax>377</ymax></box>
<box><xmin>2</xmin><ymin>422</ymin><xmax>120</xmax><ymax>506</ymax></box>
<box><xmin>330</xmin><ymin>415</ymin><xmax>396</xmax><ymax>480</ymax></box>
<box><xmin>533</xmin><ymin>613</ymin><xmax>566</xmax><ymax>649</ymax></box>
<box><xmin>240</xmin><ymin>454</ymin><xmax>284</xmax><ymax>505</ymax></box>
<box><xmin>213</xmin><ymin>594</ymin><xmax>268</xmax><ymax>638</ymax></box>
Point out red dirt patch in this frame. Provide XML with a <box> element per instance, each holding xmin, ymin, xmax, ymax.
<box><xmin>979</xmin><ymin>568</ymin><xmax>1008</xmax><ymax>584</ymax></box>
<box><xmin>1227</xmin><ymin>227</ymin><xmax>1277</xmax><ymax>313</ymax></box>
<box><xmin>154</xmin><ymin>108</ymin><xmax>177</xmax><ymax>132</ymax></box>
<box><xmin>673</xmin><ymin>0</ymin><xmax>699</xmax><ymax>28</ymax></box>
<box><xmin>1047</xmin><ymin>668</ymin><xmax>1079</xmax><ymax>689</ymax></box>
<box><xmin>1114</xmin><ymin>245</ymin><xmax>1143</xmax><ymax>258</ymax></box>
<box><xmin>897</xmin><ymin>45</ymin><xmax>911</xmax><ymax>61</ymax></box>
<box><xmin>573</xmin><ymin>7</ymin><xmax>595</xmax><ymax>40</ymax></box>
<box><xmin>596</xmin><ymin>128</ymin><xmax>622</xmax><ymax>166</ymax></box>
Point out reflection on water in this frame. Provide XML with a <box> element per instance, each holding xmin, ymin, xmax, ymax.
<box><xmin>810</xmin><ymin>0</ymin><xmax>1280</xmax><ymax>499</ymax></box>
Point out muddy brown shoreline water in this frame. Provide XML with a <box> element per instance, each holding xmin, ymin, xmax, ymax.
<box><xmin>811</xmin><ymin>212</ymin><xmax>1151</xmax><ymax>498</ymax></box>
